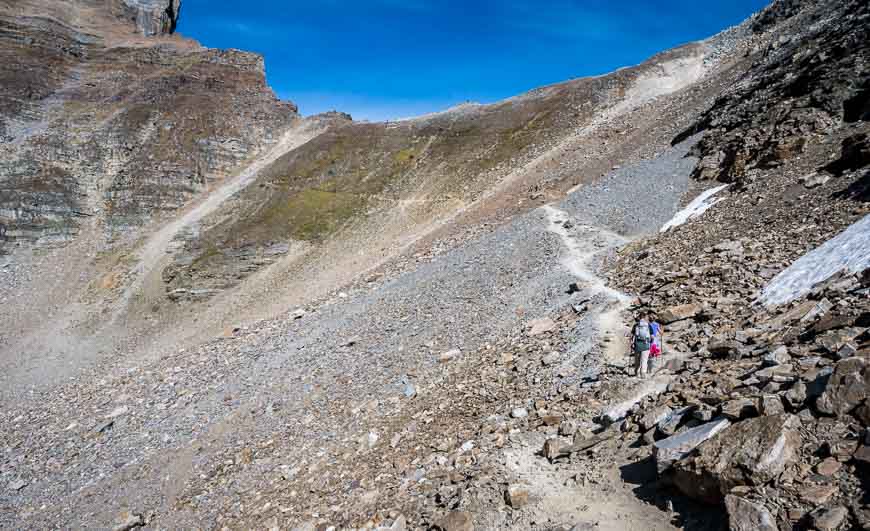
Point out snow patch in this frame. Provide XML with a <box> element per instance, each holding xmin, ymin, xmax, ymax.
<box><xmin>660</xmin><ymin>184</ymin><xmax>729</xmax><ymax>233</ymax></box>
<box><xmin>760</xmin><ymin>214</ymin><xmax>870</xmax><ymax>306</ymax></box>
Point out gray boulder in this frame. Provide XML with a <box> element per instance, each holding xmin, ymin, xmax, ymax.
<box><xmin>816</xmin><ymin>357</ymin><xmax>870</xmax><ymax>418</ymax></box>
<box><xmin>653</xmin><ymin>418</ymin><xmax>731</xmax><ymax>474</ymax></box>
<box><xmin>659</xmin><ymin>303</ymin><xmax>703</xmax><ymax>324</ymax></box>
<box><xmin>673</xmin><ymin>414</ymin><xmax>801</xmax><ymax>503</ymax></box>
<box><xmin>725</xmin><ymin>495</ymin><xmax>777</xmax><ymax>531</ymax></box>
<box><xmin>762</xmin><ymin>345</ymin><xmax>790</xmax><ymax>366</ymax></box>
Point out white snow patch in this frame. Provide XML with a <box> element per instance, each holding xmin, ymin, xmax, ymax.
<box><xmin>660</xmin><ymin>184</ymin><xmax>729</xmax><ymax>233</ymax></box>
<box><xmin>760</xmin><ymin>214</ymin><xmax>870</xmax><ymax>306</ymax></box>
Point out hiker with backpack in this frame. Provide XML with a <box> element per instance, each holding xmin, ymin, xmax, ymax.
<box><xmin>631</xmin><ymin>315</ymin><xmax>653</xmax><ymax>378</ymax></box>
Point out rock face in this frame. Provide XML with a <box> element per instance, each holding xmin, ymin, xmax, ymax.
<box><xmin>673</xmin><ymin>414</ymin><xmax>801</xmax><ymax>503</ymax></box>
<box><xmin>0</xmin><ymin>0</ymin><xmax>296</xmax><ymax>248</ymax></box>
<box><xmin>114</xmin><ymin>0</ymin><xmax>181</xmax><ymax>35</ymax></box>
<box><xmin>676</xmin><ymin>0</ymin><xmax>870</xmax><ymax>187</ymax></box>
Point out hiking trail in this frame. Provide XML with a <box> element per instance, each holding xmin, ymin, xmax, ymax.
<box><xmin>111</xmin><ymin>119</ymin><xmax>328</xmax><ymax>317</ymax></box>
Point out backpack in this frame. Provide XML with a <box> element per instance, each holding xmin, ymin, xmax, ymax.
<box><xmin>634</xmin><ymin>319</ymin><xmax>651</xmax><ymax>350</ymax></box>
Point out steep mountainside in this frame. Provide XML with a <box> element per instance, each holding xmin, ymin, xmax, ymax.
<box><xmin>1</xmin><ymin>0</ymin><xmax>869</xmax><ymax>530</ymax></box>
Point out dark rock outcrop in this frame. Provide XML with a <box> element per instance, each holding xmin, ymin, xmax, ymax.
<box><xmin>675</xmin><ymin>0</ymin><xmax>870</xmax><ymax>187</ymax></box>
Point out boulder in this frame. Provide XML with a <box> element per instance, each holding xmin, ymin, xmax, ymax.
<box><xmin>815</xmin><ymin>457</ymin><xmax>841</xmax><ymax>476</ymax></box>
<box><xmin>758</xmin><ymin>395</ymin><xmax>785</xmax><ymax>416</ymax></box>
<box><xmin>762</xmin><ymin>346</ymin><xmax>790</xmax><ymax>366</ymax></box>
<box><xmin>657</xmin><ymin>406</ymin><xmax>695</xmax><ymax>437</ymax></box>
<box><xmin>784</xmin><ymin>381</ymin><xmax>808</xmax><ymax>408</ymax></box>
<box><xmin>725</xmin><ymin>495</ymin><xmax>777</xmax><ymax>531</ymax></box>
<box><xmin>708</xmin><ymin>339</ymin><xmax>742</xmax><ymax>358</ymax></box>
<box><xmin>653</xmin><ymin>418</ymin><xmax>731</xmax><ymax>474</ymax></box>
<box><xmin>798</xmin><ymin>172</ymin><xmax>831</xmax><ymax>189</ymax></box>
<box><xmin>816</xmin><ymin>357</ymin><xmax>870</xmax><ymax>418</ymax></box>
<box><xmin>639</xmin><ymin>405</ymin><xmax>673</xmax><ymax>431</ymax></box>
<box><xmin>504</xmin><ymin>485</ymin><xmax>529</xmax><ymax>508</ymax></box>
<box><xmin>673</xmin><ymin>414</ymin><xmax>801</xmax><ymax>503</ymax></box>
<box><xmin>815</xmin><ymin>327</ymin><xmax>866</xmax><ymax>354</ymax></box>
<box><xmin>659</xmin><ymin>304</ymin><xmax>703</xmax><ymax>324</ymax></box>
<box><xmin>754</xmin><ymin>365</ymin><xmax>796</xmax><ymax>384</ymax></box>
<box><xmin>810</xmin><ymin>506</ymin><xmax>849</xmax><ymax>531</ymax></box>
<box><xmin>721</xmin><ymin>398</ymin><xmax>758</xmax><ymax>420</ymax></box>
<box><xmin>436</xmin><ymin>511</ymin><xmax>474</xmax><ymax>531</ymax></box>
<box><xmin>527</xmin><ymin>318</ymin><xmax>556</xmax><ymax>336</ymax></box>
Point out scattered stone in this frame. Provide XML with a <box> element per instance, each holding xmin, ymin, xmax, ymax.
<box><xmin>7</xmin><ymin>479</ymin><xmax>27</xmax><ymax>491</ymax></box>
<box><xmin>511</xmin><ymin>408</ymin><xmax>528</xmax><ymax>419</ymax></box>
<box><xmin>106</xmin><ymin>406</ymin><xmax>129</xmax><ymax>419</ymax></box>
<box><xmin>798</xmin><ymin>172</ymin><xmax>831</xmax><ymax>189</ymax></box>
<box><xmin>541</xmin><ymin>352</ymin><xmax>559</xmax><ymax>366</ymax></box>
<box><xmin>403</xmin><ymin>382</ymin><xmax>417</xmax><ymax>398</ymax></box>
<box><xmin>639</xmin><ymin>405</ymin><xmax>673</xmax><ymax>431</ymax></box>
<box><xmin>439</xmin><ymin>349</ymin><xmax>461</xmax><ymax>363</ymax></box>
<box><xmin>762</xmin><ymin>345</ymin><xmax>790</xmax><ymax>366</ymax></box>
<box><xmin>816</xmin><ymin>357</ymin><xmax>869</xmax><ymax>417</ymax></box>
<box><xmin>436</xmin><ymin>511</ymin><xmax>474</xmax><ymax>531</ymax></box>
<box><xmin>758</xmin><ymin>395</ymin><xmax>785</xmax><ymax>416</ymax></box>
<box><xmin>721</xmin><ymin>398</ymin><xmax>757</xmax><ymax>420</ymax></box>
<box><xmin>528</xmin><ymin>318</ymin><xmax>556</xmax><ymax>336</ymax></box>
<box><xmin>800</xmin><ymin>485</ymin><xmax>838</xmax><ymax>505</ymax></box>
<box><xmin>559</xmin><ymin>420</ymin><xmax>578</xmax><ymax>436</ymax></box>
<box><xmin>112</xmin><ymin>512</ymin><xmax>144</xmax><ymax>531</ymax></box>
<box><xmin>784</xmin><ymin>381</ymin><xmax>807</xmax><ymax>408</ymax></box>
<box><xmin>344</xmin><ymin>336</ymin><xmax>361</xmax><ymax>347</ymax></box>
<box><xmin>725</xmin><ymin>495</ymin><xmax>777</xmax><ymax>531</ymax></box>
<box><xmin>853</xmin><ymin>445</ymin><xmax>870</xmax><ymax>465</ymax></box>
<box><xmin>504</xmin><ymin>485</ymin><xmax>530</xmax><ymax>509</ymax></box>
<box><xmin>816</xmin><ymin>457</ymin><xmax>842</xmax><ymax>476</ymax></box>
<box><xmin>659</xmin><ymin>303</ymin><xmax>702</xmax><ymax>324</ymax></box>
<box><xmin>653</xmin><ymin>418</ymin><xmax>731</xmax><ymax>474</ymax></box>
<box><xmin>810</xmin><ymin>506</ymin><xmax>849</xmax><ymax>531</ymax></box>
<box><xmin>542</xmin><ymin>413</ymin><xmax>563</xmax><ymax>426</ymax></box>
<box><xmin>657</xmin><ymin>406</ymin><xmax>694</xmax><ymax>437</ymax></box>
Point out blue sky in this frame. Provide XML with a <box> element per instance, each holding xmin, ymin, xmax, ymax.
<box><xmin>177</xmin><ymin>1</ymin><xmax>769</xmax><ymax>121</ymax></box>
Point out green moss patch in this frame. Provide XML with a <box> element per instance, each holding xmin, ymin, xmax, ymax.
<box><xmin>253</xmin><ymin>187</ymin><xmax>363</xmax><ymax>243</ymax></box>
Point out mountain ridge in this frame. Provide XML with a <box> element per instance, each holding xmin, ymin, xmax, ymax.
<box><xmin>1</xmin><ymin>0</ymin><xmax>869</xmax><ymax>529</ymax></box>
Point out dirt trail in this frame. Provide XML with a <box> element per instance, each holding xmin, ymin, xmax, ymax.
<box><xmin>497</xmin><ymin>205</ymin><xmax>677</xmax><ymax>530</ymax></box>
<box><xmin>112</xmin><ymin>118</ymin><xmax>328</xmax><ymax>317</ymax></box>
<box><xmin>543</xmin><ymin>205</ymin><xmax>633</xmax><ymax>364</ymax></box>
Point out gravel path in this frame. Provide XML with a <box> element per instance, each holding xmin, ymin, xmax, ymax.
<box><xmin>0</xmin><ymin>138</ymin><xmax>700</xmax><ymax>528</ymax></box>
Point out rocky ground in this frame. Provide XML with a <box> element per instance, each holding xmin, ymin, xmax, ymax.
<box><xmin>0</xmin><ymin>126</ymin><xmax>703</xmax><ymax>530</ymax></box>
<box><xmin>1</xmin><ymin>0</ymin><xmax>870</xmax><ymax>530</ymax></box>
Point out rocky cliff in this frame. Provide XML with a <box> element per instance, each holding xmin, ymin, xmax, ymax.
<box><xmin>115</xmin><ymin>0</ymin><xmax>181</xmax><ymax>36</ymax></box>
<box><xmin>0</xmin><ymin>0</ymin><xmax>295</xmax><ymax>248</ymax></box>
